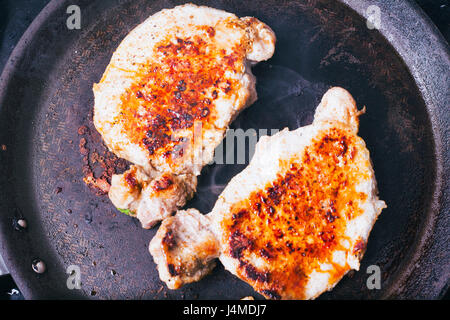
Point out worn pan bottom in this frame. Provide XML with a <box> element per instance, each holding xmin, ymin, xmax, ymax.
<box><xmin>0</xmin><ymin>0</ymin><xmax>448</xmax><ymax>299</ymax></box>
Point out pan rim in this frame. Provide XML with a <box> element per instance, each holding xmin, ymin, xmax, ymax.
<box><xmin>0</xmin><ymin>0</ymin><xmax>448</xmax><ymax>299</ymax></box>
<box><xmin>340</xmin><ymin>0</ymin><xmax>450</xmax><ymax>299</ymax></box>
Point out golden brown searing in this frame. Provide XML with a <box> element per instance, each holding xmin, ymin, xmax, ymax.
<box><xmin>150</xmin><ymin>87</ymin><xmax>386</xmax><ymax>299</ymax></box>
<box><xmin>93</xmin><ymin>4</ymin><xmax>276</xmax><ymax>228</ymax></box>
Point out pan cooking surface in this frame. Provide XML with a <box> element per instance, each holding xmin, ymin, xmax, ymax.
<box><xmin>0</xmin><ymin>0</ymin><xmax>447</xmax><ymax>299</ymax></box>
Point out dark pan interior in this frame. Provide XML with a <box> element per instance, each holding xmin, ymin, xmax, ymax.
<box><xmin>0</xmin><ymin>0</ymin><xmax>447</xmax><ymax>299</ymax></box>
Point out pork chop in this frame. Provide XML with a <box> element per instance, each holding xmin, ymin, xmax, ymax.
<box><xmin>93</xmin><ymin>3</ymin><xmax>276</xmax><ymax>228</ymax></box>
<box><xmin>149</xmin><ymin>87</ymin><xmax>387</xmax><ymax>299</ymax></box>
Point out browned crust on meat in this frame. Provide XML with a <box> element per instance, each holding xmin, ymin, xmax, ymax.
<box><xmin>352</xmin><ymin>238</ymin><xmax>367</xmax><ymax>259</ymax></box>
<box><xmin>221</xmin><ymin>126</ymin><xmax>370</xmax><ymax>299</ymax></box>
<box><xmin>159</xmin><ymin>225</ymin><xmax>219</xmax><ymax>284</ymax></box>
<box><xmin>152</xmin><ymin>174</ymin><xmax>174</xmax><ymax>191</ymax></box>
<box><xmin>116</xmin><ymin>24</ymin><xmax>248</xmax><ymax>166</ymax></box>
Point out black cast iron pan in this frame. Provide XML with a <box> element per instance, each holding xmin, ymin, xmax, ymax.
<box><xmin>0</xmin><ymin>0</ymin><xmax>448</xmax><ymax>299</ymax></box>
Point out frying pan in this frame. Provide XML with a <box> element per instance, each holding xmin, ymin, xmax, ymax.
<box><xmin>0</xmin><ymin>0</ymin><xmax>448</xmax><ymax>299</ymax></box>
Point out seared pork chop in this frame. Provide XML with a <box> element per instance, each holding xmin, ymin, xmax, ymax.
<box><xmin>149</xmin><ymin>87</ymin><xmax>386</xmax><ymax>299</ymax></box>
<box><xmin>93</xmin><ymin>4</ymin><xmax>276</xmax><ymax>228</ymax></box>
